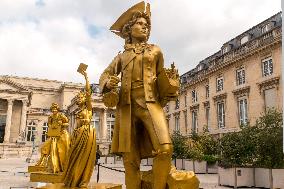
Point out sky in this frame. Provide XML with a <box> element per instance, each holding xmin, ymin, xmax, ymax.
<box><xmin>0</xmin><ymin>0</ymin><xmax>281</xmax><ymax>84</ymax></box>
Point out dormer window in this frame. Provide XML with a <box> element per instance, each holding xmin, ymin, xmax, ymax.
<box><xmin>261</xmin><ymin>24</ymin><xmax>269</xmax><ymax>33</ymax></box>
<box><xmin>197</xmin><ymin>65</ymin><xmax>202</xmax><ymax>71</ymax></box>
<box><xmin>240</xmin><ymin>35</ymin><xmax>249</xmax><ymax>45</ymax></box>
<box><xmin>222</xmin><ymin>46</ymin><xmax>229</xmax><ymax>54</ymax></box>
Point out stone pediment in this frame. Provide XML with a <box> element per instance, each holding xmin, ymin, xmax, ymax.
<box><xmin>0</xmin><ymin>77</ymin><xmax>30</xmax><ymax>93</ymax></box>
<box><xmin>0</xmin><ymin>77</ymin><xmax>32</xmax><ymax>104</ymax></box>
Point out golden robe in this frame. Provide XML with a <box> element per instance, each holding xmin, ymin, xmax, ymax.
<box><xmin>63</xmin><ymin>108</ymin><xmax>96</xmax><ymax>187</ymax></box>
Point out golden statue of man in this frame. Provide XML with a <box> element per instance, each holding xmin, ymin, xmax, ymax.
<box><xmin>35</xmin><ymin>103</ymin><xmax>70</xmax><ymax>173</ymax></box>
<box><xmin>99</xmin><ymin>2</ymin><xmax>179</xmax><ymax>189</ymax></box>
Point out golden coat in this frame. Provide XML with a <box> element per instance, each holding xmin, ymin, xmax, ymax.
<box><xmin>99</xmin><ymin>44</ymin><xmax>171</xmax><ymax>157</ymax></box>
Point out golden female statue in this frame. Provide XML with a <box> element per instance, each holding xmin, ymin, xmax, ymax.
<box><xmin>63</xmin><ymin>64</ymin><xmax>97</xmax><ymax>188</ymax></box>
<box><xmin>35</xmin><ymin>103</ymin><xmax>70</xmax><ymax>173</ymax></box>
<box><xmin>99</xmin><ymin>2</ymin><xmax>180</xmax><ymax>189</ymax></box>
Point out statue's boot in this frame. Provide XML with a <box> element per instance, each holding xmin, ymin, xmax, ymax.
<box><xmin>152</xmin><ymin>144</ymin><xmax>173</xmax><ymax>189</ymax></box>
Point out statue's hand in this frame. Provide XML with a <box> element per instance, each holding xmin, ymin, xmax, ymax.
<box><xmin>106</xmin><ymin>75</ymin><xmax>120</xmax><ymax>90</ymax></box>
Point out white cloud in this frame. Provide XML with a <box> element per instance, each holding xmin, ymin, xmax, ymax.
<box><xmin>0</xmin><ymin>0</ymin><xmax>281</xmax><ymax>83</ymax></box>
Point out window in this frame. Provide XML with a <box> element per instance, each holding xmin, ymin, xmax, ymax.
<box><xmin>42</xmin><ymin>122</ymin><xmax>48</xmax><ymax>142</ymax></box>
<box><xmin>222</xmin><ymin>46</ymin><xmax>229</xmax><ymax>54</ymax></box>
<box><xmin>262</xmin><ymin>58</ymin><xmax>273</xmax><ymax>77</ymax></box>
<box><xmin>205</xmin><ymin>85</ymin><xmax>210</xmax><ymax>99</ymax></box>
<box><xmin>236</xmin><ymin>68</ymin><xmax>245</xmax><ymax>85</ymax></box>
<box><xmin>217</xmin><ymin>102</ymin><xmax>225</xmax><ymax>128</ymax></box>
<box><xmin>184</xmin><ymin>110</ymin><xmax>188</xmax><ymax>134</ymax></box>
<box><xmin>93</xmin><ymin>112</ymin><xmax>100</xmax><ymax>138</ymax></box>
<box><xmin>261</xmin><ymin>24</ymin><xmax>269</xmax><ymax>33</ymax></box>
<box><xmin>216</xmin><ymin>77</ymin><xmax>224</xmax><ymax>92</ymax></box>
<box><xmin>238</xmin><ymin>98</ymin><xmax>248</xmax><ymax>126</ymax></box>
<box><xmin>192</xmin><ymin>111</ymin><xmax>198</xmax><ymax>133</ymax></box>
<box><xmin>240</xmin><ymin>35</ymin><xmax>249</xmax><ymax>45</ymax></box>
<box><xmin>184</xmin><ymin>94</ymin><xmax>187</xmax><ymax>107</ymax></box>
<box><xmin>26</xmin><ymin>121</ymin><xmax>36</xmax><ymax>141</ymax></box>
<box><xmin>264</xmin><ymin>88</ymin><xmax>277</xmax><ymax>110</ymax></box>
<box><xmin>175</xmin><ymin>116</ymin><xmax>180</xmax><ymax>131</ymax></box>
<box><xmin>175</xmin><ymin>98</ymin><xmax>180</xmax><ymax>109</ymax></box>
<box><xmin>205</xmin><ymin>107</ymin><xmax>210</xmax><ymax>129</ymax></box>
<box><xmin>192</xmin><ymin>90</ymin><xmax>198</xmax><ymax>103</ymax></box>
<box><xmin>107</xmin><ymin>113</ymin><xmax>115</xmax><ymax>141</ymax></box>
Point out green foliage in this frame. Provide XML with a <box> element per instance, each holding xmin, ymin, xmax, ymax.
<box><xmin>171</xmin><ymin>131</ymin><xmax>189</xmax><ymax>159</ymax></box>
<box><xmin>254</xmin><ymin>109</ymin><xmax>284</xmax><ymax>168</ymax></box>
<box><xmin>219</xmin><ymin>109</ymin><xmax>284</xmax><ymax>168</ymax></box>
<box><xmin>171</xmin><ymin>127</ymin><xmax>219</xmax><ymax>164</ymax></box>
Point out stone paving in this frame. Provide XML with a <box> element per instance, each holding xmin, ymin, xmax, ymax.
<box><xmin>0</xmin><ymin>157</ymin><xmax>241</xmax><ymax>189</ymax></box>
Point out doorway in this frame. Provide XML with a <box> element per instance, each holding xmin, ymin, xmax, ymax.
<box><xmin>0</xmin><ymin>115</ymin><xmax>6</xmax><ymax>143</ymax></box>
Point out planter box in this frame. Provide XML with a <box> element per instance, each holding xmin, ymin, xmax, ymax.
<box><xmin>114</xmin><ymin>156</ymin><xmax>123</xmax><ymax>164</ymax></box>
<box><xmin>141</xmin><ymin>159</ymin><xmax>147</xmax><ymax>165</ymax></box>
<box><xmin>194</xmin><ymin>161</ymin><xmax>207</xmax><ymax>174</ymax></box>
<box><xmin>106</xmin><ymin>156</ymin><xmax>115</xmax><ymax>164</ymax></box>
<box><xmin>147</xmin><ymin>158</ymin><xmax>153</xmax><ymax>166</ymax></box>
<box><xmin>255</xmin><ymin>168</ymin><xmax>270</xmax><ymax>188</ymax></box>
<box><xmin>184</xmin><ymin>160</ymin><xmax>194</xmax><ymax>171</ymax></box>
<box><xmin>218</xmin><ymin>167</ymin><xmax>236</xmax><ymax>186</ymax></box>
<box><xmin>272</xmin><ymin>169</ymin><xmax>284</xmax><ymax>189</ymax></box>
<box><xmin>176</xmin><ymin>159</ymin><xmax>183</xmax><ymax>170</ymax></box>
<box><xmin>207</xmin><ymin>163</ymin><xmax>218</xmax><ymax>174</ymax></box>
<box><xmin>218</xmin><ymin>167</ymin><xmax>254</xmax><ymax>187</ymax></box>
<box><xmin>236</xmin><ymin>168</ymin><xmax>254</xmax><ymax>187</ymax></box>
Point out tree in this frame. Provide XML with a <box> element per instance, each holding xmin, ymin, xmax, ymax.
<box><xmin>254</xmin><ymin>109</ymin><xmax>284</xmax><ymax>168</ymax></box>
<box><xmin>171</xmin><ymin>131</ymin><xmax>189</xmax><ymax>159</ymax></box>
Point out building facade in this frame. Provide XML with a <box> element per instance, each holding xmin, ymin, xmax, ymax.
<box><xmin>166</xmin><ymin>12</ymin><xmax>282</xmax><ymax>137</ymax></box>
<box><xmin>0</xmin><ymin>75</ymin><xmax>115</xmax><ymax>156</ymax></box>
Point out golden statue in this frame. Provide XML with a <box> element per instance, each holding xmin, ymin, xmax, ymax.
<box><xmin>34</xmin><ymin>103</ymin><xmax>70</xmax><ymax>173</ymax></box>
<box><xmin>62</xmin><ymin>63</ymin><xmax>97</xmax><ymax>188</ymax></box>
<box><xmin>99</xmin><ymin>2</ymin><xmax>187</xmax><ymax>189</ymax></box>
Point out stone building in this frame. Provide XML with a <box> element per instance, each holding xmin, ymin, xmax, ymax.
<box><xmin>166</xmin><ymin>12</ymin><xmax>282</xmax><ymax>137</ymax></box>
<box><xmin>0</xmin><ymin>75</ymin><xmax>83</xmax><ymax>157</ymax></box>
<box><xmin>0</xmin><ymin>75</ymin><xmax>116</xmax><ymax>156</ymax></box>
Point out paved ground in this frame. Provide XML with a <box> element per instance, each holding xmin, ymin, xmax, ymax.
<box><xmin>0</xmin><ymin>157</ymin><xmax>234</xmax><ymax>189</ymax></box>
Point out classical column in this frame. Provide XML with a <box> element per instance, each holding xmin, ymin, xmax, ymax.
<box><xmin>4</xmin><ymin>99</ymin><xmax>14</xmax><ymax>143</ymax></box>
<box><xmin>100</xmin><ymin>108</ymin><xmax>107</xmax><ymax>140</ymax></box>
<box><xmin>19</xmin><ymin>100</ymin><xmax>28</xmax><ymax>137</ymax></box>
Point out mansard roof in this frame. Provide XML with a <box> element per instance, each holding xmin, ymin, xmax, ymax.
<box><xmin>181</xmin><ymin>12</ymin><xmax>282</xmax><ymax>84</ymax></box>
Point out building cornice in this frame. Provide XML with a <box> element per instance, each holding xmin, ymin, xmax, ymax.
<box><xmin>213</xmin><ymin>92</ymin><xmax>227</xmax><ymax>102</ymax></box>
<box><xmin>232</xmin><ymin>86</ymin><xmax>250</xmax><ymax>97</ymax></box>
<box><xmin>182</xmin><ymin>26</ymin><xmax>282</xmax><ymax>89</ymax></box>
<box><xmin>257</xmin><ymin>76</ymin><xmax>280</xmax><ymax>94</ymax></box>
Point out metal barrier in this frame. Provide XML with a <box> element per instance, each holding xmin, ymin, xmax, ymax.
<box><xmin>96</xmin><ymin>163</ymin><xmax>125</xmax><ymax>182</ymax></box>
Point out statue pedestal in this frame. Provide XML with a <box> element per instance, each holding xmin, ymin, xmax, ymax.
<box><xmin>28</xmin><ymin>166</ymin><xmax>46</xmax><ymax>173</ymax></box>
<box><xmin>30</xmin><ymin>172</ymin><xmax>63</xmax><ymax>183</ymax></box>
<box><xmin>36</xmin><ymin>183</ymin><xmax>122</xmax><ymax>189</ymax></box>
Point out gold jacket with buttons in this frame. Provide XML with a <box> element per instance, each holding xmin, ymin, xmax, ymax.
<box><xmin>99</xmin><ymin>44</ymin><xmax>172</xmax><ymax>157</ymax></box>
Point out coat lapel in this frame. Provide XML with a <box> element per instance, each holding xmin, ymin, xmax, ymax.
<box><xmin>121</xmin><ymin>50</ymin><xmax>136</xmax><ymax>70</ymax></box>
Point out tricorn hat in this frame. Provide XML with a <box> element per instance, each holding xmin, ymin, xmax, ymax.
<box><xmin>110</xmin><ymin>1</ymin><xmax>151</xmax><ymax>38</ymax></box>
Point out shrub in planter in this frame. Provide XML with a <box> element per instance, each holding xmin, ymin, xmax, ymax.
<box><xmin>254</xmin><ymin>109</ymin><xmax>284</xmax><ymax>169</ymax></box>
<box><xmin>219</xmin><ymin>125</ymin><xmax>257</xmax><ymax>168</ymax></box>
<box><xmin>253</xmin><ymin>109</ymin><xmax>284</xmax><ymax>188</ymax></box>
<box><xmin>171</xmin><ymin>131</ymin><xmax>189</xmax><ymax>159</ymax></box>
